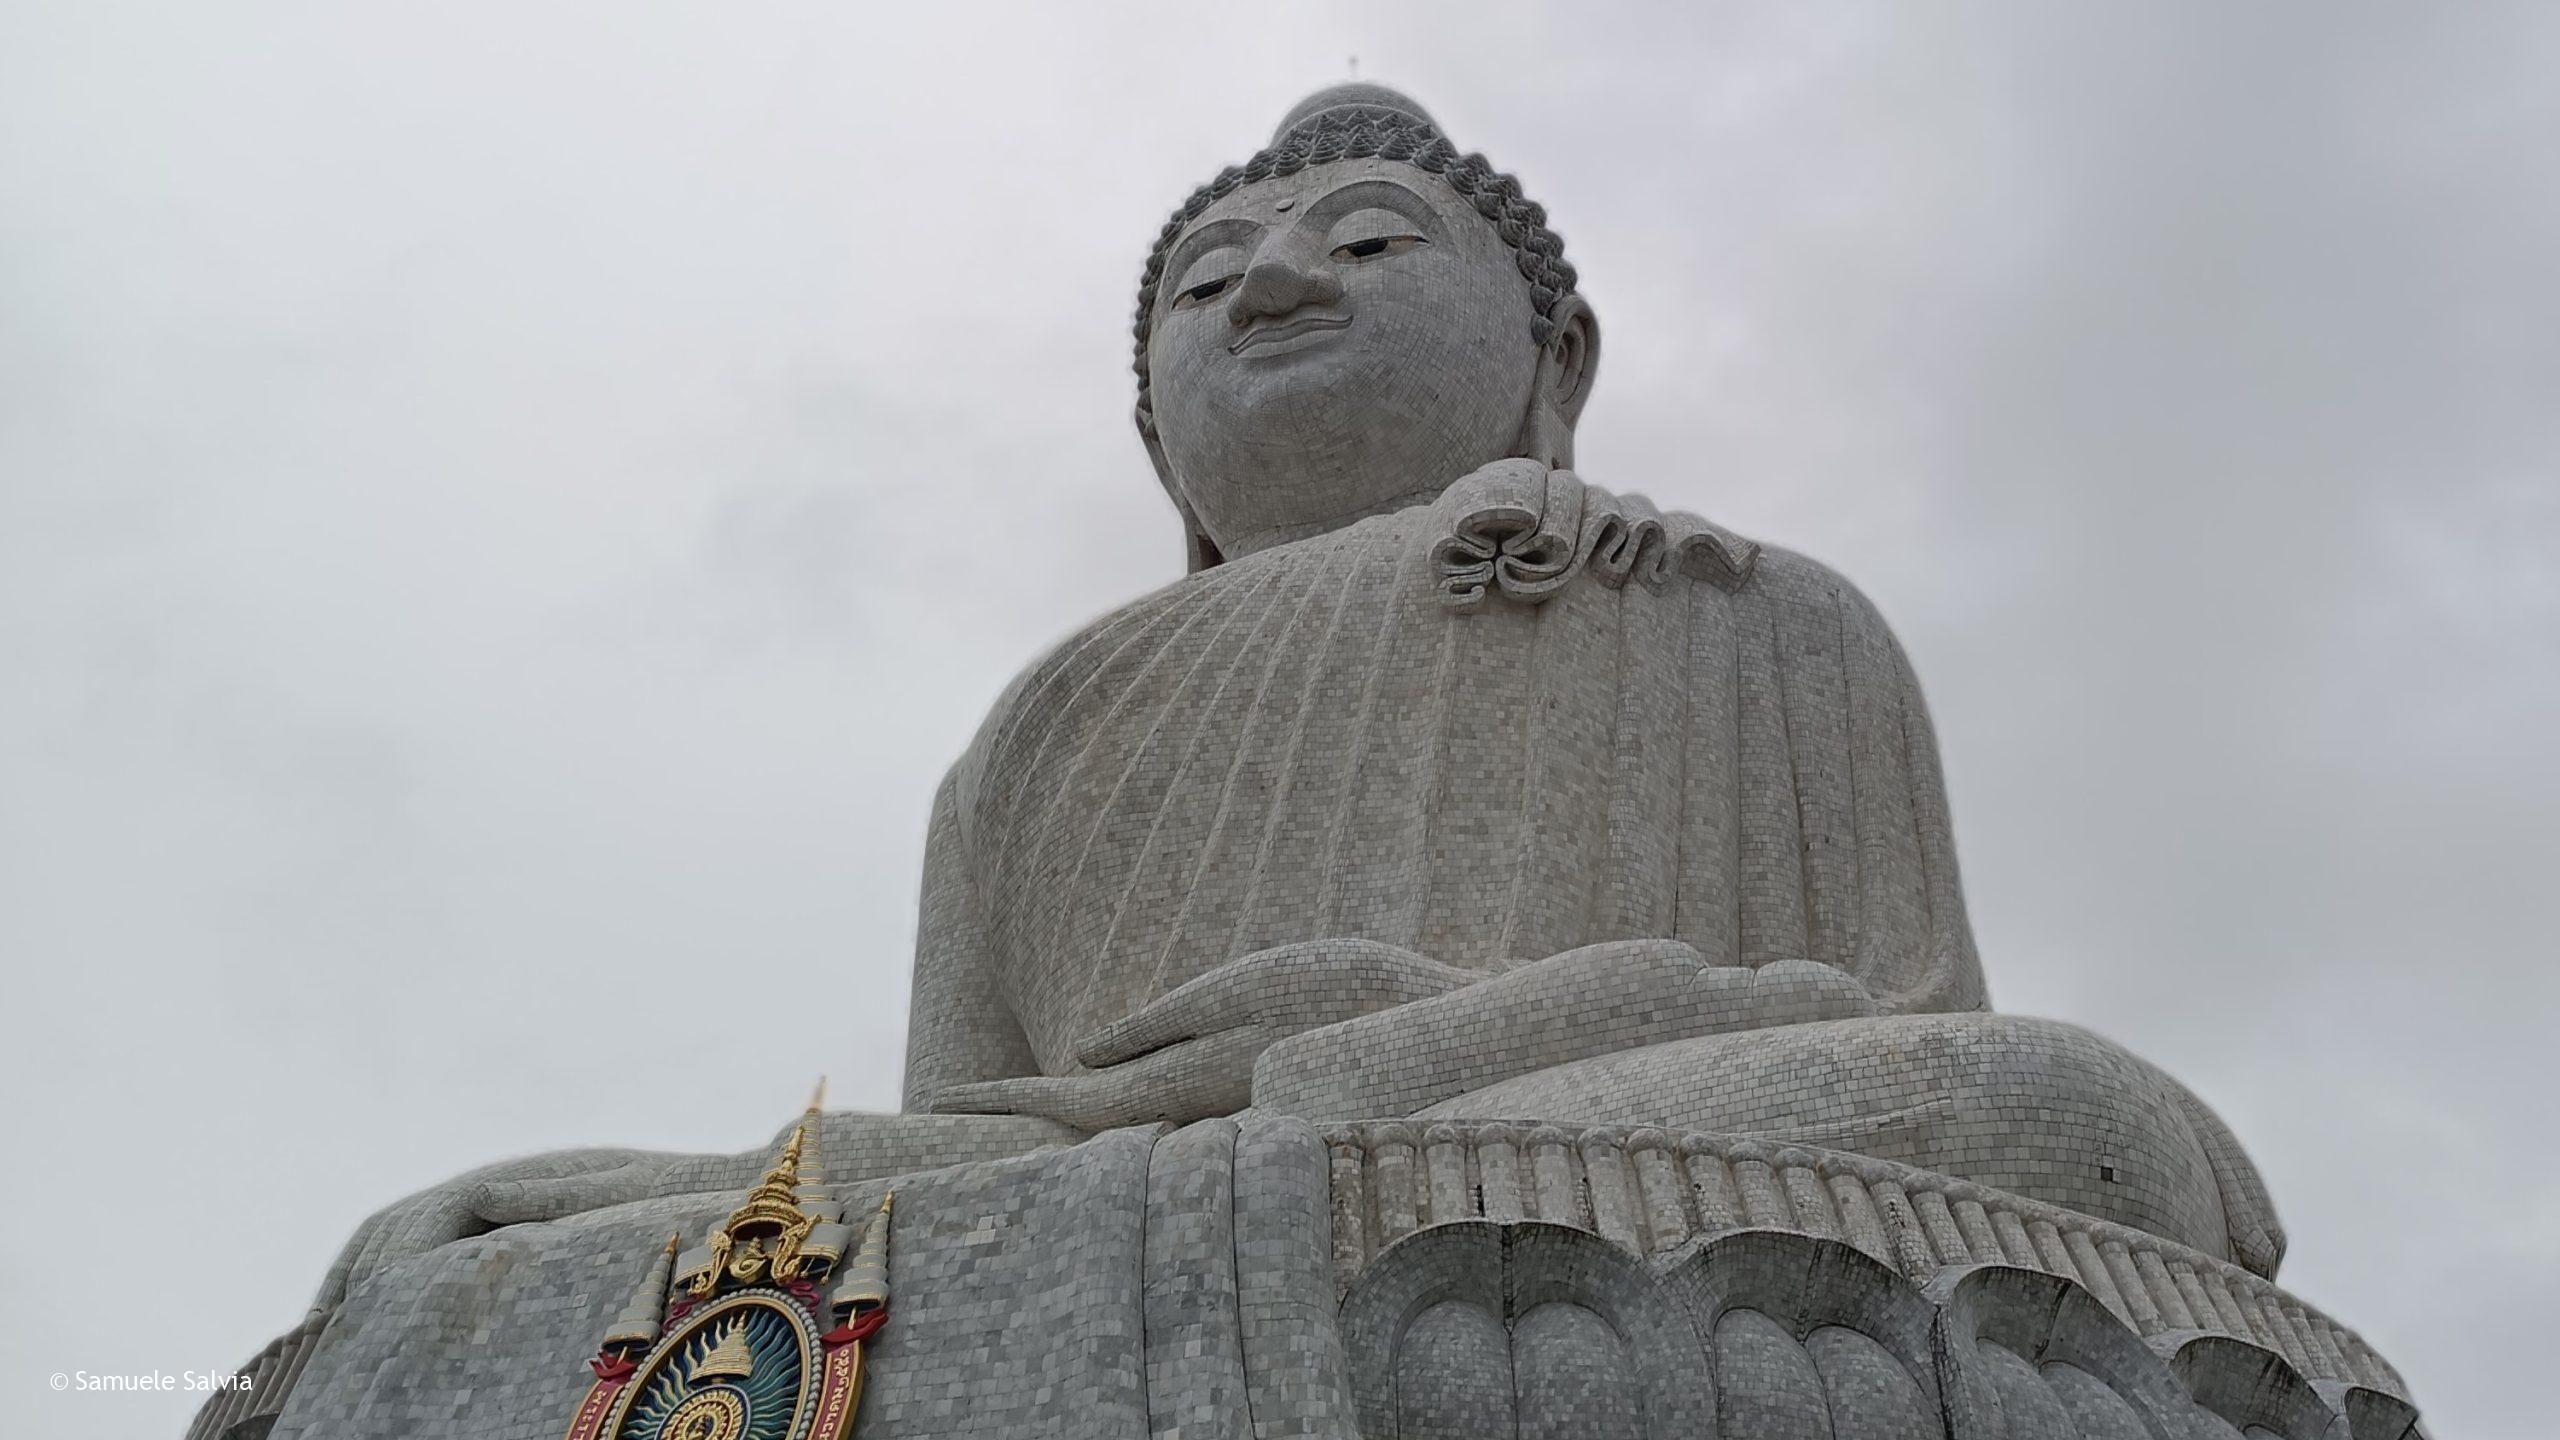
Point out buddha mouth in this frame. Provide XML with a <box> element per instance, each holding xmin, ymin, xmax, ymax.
<box><xmin>1231</xmin><ymin>312</ymin><xmax>1352</xmax><ymax>355</ymax></box>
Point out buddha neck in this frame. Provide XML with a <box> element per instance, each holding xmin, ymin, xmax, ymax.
<box><xmin>1210</xmin><ymin>484</ymin><xmax>1455</xmax><ymax>562</ymax></box>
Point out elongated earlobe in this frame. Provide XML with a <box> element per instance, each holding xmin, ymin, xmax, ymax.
<box><xmin>1543</xmin><ymin>296</ymin><xmax>1598</xmax><ymax>425</ymax></box>
<box><xmin>1142</xmin><ymin>411</ymin><xmax>1223</xmax><ymax>572</ymax></box>
<box><xmin>1515</xmin><ymin>297</ymin><xmax>1599</xmax><ymax>469</ymax></box>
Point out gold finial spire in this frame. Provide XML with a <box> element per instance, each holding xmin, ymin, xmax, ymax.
<box><xmin>599</xmin><ymin>1232</ymin><xmax>685</xmax><ymax>1350</ymax></box>
<box><xmin>830</xmin><ymin>1192</ymin><xmax>896</xmax><ymax>1316</ymax></box>
<box><xmin>799</xmin><ymin>1078</ymin><xmax>826</xmax><ymax>1197</ymax></box>
<box><xmin>691</xmin><ymin>1083</ymin><xmax>832</xmax><ymax>1295</ymax></box>
<box><xmin>743</xmin><ymin>1079</ymin><xmax>824</xmax><ymax>1214</ymax></box>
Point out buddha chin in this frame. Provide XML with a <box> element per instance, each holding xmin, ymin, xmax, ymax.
<box><xmin>1168</xmin><ymin>343</ymin><xmax>1526</xmax><ymax>560</ymax></box>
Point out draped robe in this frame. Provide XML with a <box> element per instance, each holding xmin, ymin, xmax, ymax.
<box><xmin>903</xmin><ymin>478</ymin><xmax>1989</xmax><ymax>1101</ymax></box>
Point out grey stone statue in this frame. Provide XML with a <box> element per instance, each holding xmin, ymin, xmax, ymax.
<box><xmin>199</xmin><ymin>84</ymin><xmax>2419</xmax><ymax>1440</ymax></box>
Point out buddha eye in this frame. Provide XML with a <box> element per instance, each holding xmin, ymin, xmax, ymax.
<box><xmin>1330</xmin><ymin>234</ymin><xmax>1427</xmax><ymax>263</ymax></box>
<box><xmin>1171</xmin><ymin>273</ymin><xmax>1242</xmax><ymax>311</ymax></box>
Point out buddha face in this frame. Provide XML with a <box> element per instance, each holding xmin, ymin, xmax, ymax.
<box><xmin>1145</xmin><ymin>157</ymin><xmax>1570</xmax><ymax>559</ymax></box>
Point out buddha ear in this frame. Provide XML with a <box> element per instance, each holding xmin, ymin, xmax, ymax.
<box><xmin>1539</xmin><ymin>294</ymin><xmax>1598</xmax><ymax>426</ymax></box>
<box><xmin>1516</xmin><ymin>295</ymin><xmax>1598</xmax><ymax>469</ymax></box>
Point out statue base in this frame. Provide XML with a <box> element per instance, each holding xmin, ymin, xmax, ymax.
<box><xmin>191</xmin><ymin>1115</ymin><xmax>2419</xmax><ymax>1440</ymax></box>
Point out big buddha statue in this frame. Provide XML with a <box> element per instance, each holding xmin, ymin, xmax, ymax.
<box><xmin>201</xmin><ymin>85</ymin><xmax>2419</xmax><ymax>1440</ymax></box>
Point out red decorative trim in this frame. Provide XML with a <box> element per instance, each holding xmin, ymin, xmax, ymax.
<box><xmin>587</xmin><ymin>1351</ymin><xmax>636</xmax><ymax>1381</ymax></box>
<box><xmin>560</xmin><ymin>1373</ymin><xmax>630</xmax><ymax>1440</ymax></box>
<box><xmin>821</xmin><ymin>1305</ymin><xmax>888</xmax><ymax>1349</ymax></box>
<box><xmin>807</xmin><ymin>1336</ymin><xmax>866</xmax><ymax>1440</ymax></box>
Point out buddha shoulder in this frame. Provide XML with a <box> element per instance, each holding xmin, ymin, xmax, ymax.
<box><xmin>949</xmin><ymin>480</ymin><xmax>1910</xmax><ymax>809</ymax></box>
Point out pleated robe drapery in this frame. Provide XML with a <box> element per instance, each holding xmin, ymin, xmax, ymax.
<box><xmin>908</xmin><ymin>490</ymin><xmax>1988</xmax><ymax>1096</ymax></box>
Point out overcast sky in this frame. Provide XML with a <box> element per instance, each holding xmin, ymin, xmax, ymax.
<box><xmin>4</xmin><ymin>4</ymin><xmax>2554</xmax><ymax>1436</ymax></box>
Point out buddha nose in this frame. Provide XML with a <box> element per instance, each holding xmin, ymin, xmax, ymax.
<box><xmin>1227</xmin><ymin>257</ymin><xmax>1344</xmax><ymax>326</ymax></box>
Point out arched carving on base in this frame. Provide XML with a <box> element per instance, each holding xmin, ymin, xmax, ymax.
<box><xmin>1338</xmin><ymin>1221</ymin><xmax>1709</xmax><ymax>1439</ymax></box>
<box><xmin>1341</xmin><ymin>1225</ymin><xmax>2416</xmax><ymax>1439</ymax></box>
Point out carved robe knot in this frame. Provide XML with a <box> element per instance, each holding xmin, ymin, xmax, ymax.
<box><xmin>1429</xmin><ymin>459</ymin><xmax>1761</xmax><ymax>611</ymax></box>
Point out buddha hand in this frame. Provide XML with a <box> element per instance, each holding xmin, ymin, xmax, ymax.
<box><xmin>309</xmin><ymin>1148</ymin><xmax>678</xmax><ymax>1315</ymax></box>
<box><xmin>1250</xmin><ymin>941</ymin><xmax>1882</xmax><ymax>1119</ymax></box>
<box><xmin>927</xmin><ymin>938</ymin><xmax>1483</xmax><ymax>1132</ymax></box>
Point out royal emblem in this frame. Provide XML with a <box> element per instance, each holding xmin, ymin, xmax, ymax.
<box><xmin>563</xmin><ymin>1084</ymin><xmax>894</xmax><ymax>1440</ymax></box>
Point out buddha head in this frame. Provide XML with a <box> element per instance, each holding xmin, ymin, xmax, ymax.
<box><xmin>1133</xmin><ymin>84</ymin><xmax>1598</xmax><ymax>569</ymax></box>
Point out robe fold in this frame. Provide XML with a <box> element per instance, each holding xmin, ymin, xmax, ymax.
<box><xmin>913</xmin><ymin>484</ymin><xmax>1987</xmax><ymax>1092</ymax></box>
